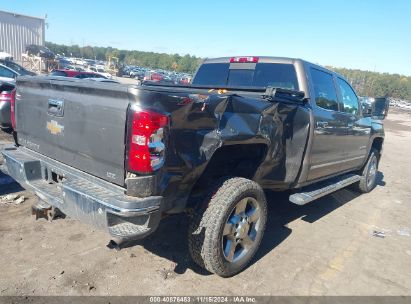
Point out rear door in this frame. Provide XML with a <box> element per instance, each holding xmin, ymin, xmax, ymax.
<box><xmin>15</xmin><ymin>77</ymin><xmax>130</xmax><ymax>186</ymax></box>
<box><xmin>307</xmin><ymin>67</ymin><xmax>348</xmax><ymax>180</ymax></box>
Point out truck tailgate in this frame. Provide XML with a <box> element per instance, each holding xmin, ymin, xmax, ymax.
<box><xmin>15</xmin><ymin>77</ymin><xmax>130</xmax><ymax>186</ymax></box>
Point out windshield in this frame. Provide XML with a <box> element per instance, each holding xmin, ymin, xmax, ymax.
<box><xmin>192</xmin><ymin>63</ymin><xmax>299</xmax><ymax>90</ymax></box>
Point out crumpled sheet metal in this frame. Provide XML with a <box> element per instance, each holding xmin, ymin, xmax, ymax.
<box><xmin>133</xmin><ymin>87</ymin><xmax>311</xmax><ymax>208</ymax></box>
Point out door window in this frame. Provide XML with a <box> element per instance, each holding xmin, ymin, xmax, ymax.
<box><xmin>337</xmin><ymin>78</ymin><xmax>359</xmax><ymax>115</ymax></box>
<box><xmin>311</xmin><ymin>68</ymin><xmax>339</xmax><ymax>111</ymax></box>
<box><xmin>0</xmin><ymin>66</ymin><xmax>16</xmax><ymax>79</ymax></box>
<box><xmin>50</xmin><ymin>70</ymin><xmax>68</xmax><ymax>77</ymax></box>
<box><xmin>75</xmin><ymin>73</ymin><xmax>87</xmax><ymax>79</ymax></box>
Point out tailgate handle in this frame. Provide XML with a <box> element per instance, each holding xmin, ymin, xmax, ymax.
<box><xmin>47</xmin><ymin>99</ymin><xmax>64</xmax><ymax>117</ymax></box>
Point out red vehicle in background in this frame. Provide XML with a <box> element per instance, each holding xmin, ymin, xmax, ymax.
<box><xmin>143</xmin><ymin>71</ymin><xmax>163</xmax><ymax>82</ymax></box>
<box><xmin>179</xmin><ymin>76</ymin><xmax>191</xmax><ymax>85</ymax></box>
<box><xmin>49</xmin><ymin>69</ymin><xmax>108</xmax><ymax>79</ymax></box>
<box><xmin>0</xmin><ymin>81</ymin><xmax>16</xmax><ymax>130</ymax></box>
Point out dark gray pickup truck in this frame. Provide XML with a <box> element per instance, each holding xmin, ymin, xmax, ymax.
<box><xmin>1</xmin><ymin>57</ymin><xmax>388</xmax><ymax>277</ymax></box>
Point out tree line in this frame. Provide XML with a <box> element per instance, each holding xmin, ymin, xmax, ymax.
<box><xmin>45</xmin><ymin>42</ymin><xmax>411</xmax><ymax>100</ymax></box>
<box><xmin>45</xmin><ymin>42</ymin><xmax>201</xmax><ymax>73</ymax></box>
<box><xmin>328</xmin><ymin>67</ymin><xmax>411</xmax><ymax>100</ymax></box>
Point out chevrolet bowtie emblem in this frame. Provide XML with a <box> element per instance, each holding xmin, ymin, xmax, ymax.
<box><xmin>46</xmin><ymin>120</ymin><xmax>64</xmax><ymax>135</ymax></box>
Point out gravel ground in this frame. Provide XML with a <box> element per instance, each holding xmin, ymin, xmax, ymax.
<box><xmin>0</xmin><ymin>109</ymin><xmax>410</xmax><ymax>296</ymax></box>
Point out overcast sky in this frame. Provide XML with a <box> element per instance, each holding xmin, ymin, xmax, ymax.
<box><xmin>2</xmin><ymin>0</ymin><xmax>411</xmax><ymax>75</ymax></box>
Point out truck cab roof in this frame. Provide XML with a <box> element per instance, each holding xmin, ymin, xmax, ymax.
<box><xmin>201</xmin><ymin>56</ymin><xmax>345</xmax><ymax>77</ymax></box>
<box><xmin>202</xmin><ymin>56</ymin><xmax>303</xmax><ymax>65</ymax></box>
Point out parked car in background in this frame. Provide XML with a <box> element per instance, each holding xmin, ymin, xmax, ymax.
<box><xmin>83</xmin><ymin>78</ymin><xmax>120</xmax><ymax>84</ymax></box>
<box><xmin>64</xmin><ymin>65</ymin><xmax>85</xmax><ymax>72</ymax></box>
<box><xmin>143</xmin><ymin>70</ymin><xmax>164</xmax><ymax>82</ymax></box>
<box><xmin>0</xmin><ymin>64</ymin><xmax>18</xmax><ymax>83</ymax></box>
<box><xmin>87</xmin><ymin>66</ymin><xmax>112</xmax><ymax>79</ymax></box>
<box><xmin>84</xmin><ymin>59</ymin><xmax>96</xmax><ymax>66</ymax></box>
<box><xmin>0</xmin><ymin>51</ymin><xmax>13</xmax><ymax>61</ymax></box>
<box><xmin>129</xmin><ymin>68</ymin><xmax>145</xmax><ymax>80</ymax></box>
<box><xmin>0</xmin><ymin>81</ymin><xmax>15</xmax><ymax>129</ymax></box>
<box><xmin>57</xmin><ymin>58</ymin><xmax>72</xmax><ymax>69</ymax></box>
<box><xmin>25</xmin><ymin>44</ymin><xmax>55</xmax><ymax>59</ymax></box>
<box><xmin>0</xmin><ymin>59</ymin><xmax>36</xmax><ymax>76</ymax></box>
<box><xmin>49</xmin><ymin>69</ymin><xmax>107</xmax><ymax>79</ymax></box>
<box><xmin>178</xmin><ymin>75</ymin><xmax>192</xmax><ymax>85</ymax></box>
<box><xmin>0</xmin><ymin>60</ymin><xmax>35</xmax><ymax>129</ymax></box>
<box><xmin>74</xmin><ymin>58</ymin><xmax>87</xmax><ymax>66</ymax></box>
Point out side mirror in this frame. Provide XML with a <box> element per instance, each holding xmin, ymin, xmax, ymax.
<box><xmin>372</xmin><ymin>97</ymin><xmax>390</xmax><ymax>120</ymax></box>
<box><xmin>362</xmin><ymin>103</ymin><xmax>372</xmax><ymax>117</ymax></box>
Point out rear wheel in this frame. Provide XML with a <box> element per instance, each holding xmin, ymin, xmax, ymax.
<box><xmin>188</xmin><ymin>177</ymin><xmax>267</xmax><ymax>277</ymax></box>
<box><xmin>352</xmin><ymin>149</ymin><xmax>379</xmax><ymax>193</ymax></box>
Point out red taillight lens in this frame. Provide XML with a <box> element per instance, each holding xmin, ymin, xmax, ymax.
<box><xmin>230</xmin><ymin>56</ymin><xmax>259</xmax><ymax>63</ymax></box>
<box><xmin>128</xmin><ymin>108</ymin><xmax>168</xmax><ymax>174</ymax></box>
<box><xmin>0</xmin><ymin>89</ymin><xmax>16</xmax><ymax>129</ymax></box>
<box><xmin>10</xmin><ymin>89</ymin><xmax>16</xmax><ymax>129</ymax></box>
<box><xmin>0</xmin><ymin>91</ymin><xmax>11</xmax><ymax>102</ymax></box>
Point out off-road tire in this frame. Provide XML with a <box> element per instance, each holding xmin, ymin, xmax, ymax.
<box><xmin>188</xmin><ymin>177</ymin><xmax>267</xmax><ymax>277</ymax></box>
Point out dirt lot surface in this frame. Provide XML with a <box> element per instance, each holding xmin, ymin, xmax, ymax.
<box><xmin>0</xmin><ymin>109</ymin><xmax>410</xmax><ymax>296</ymax></box>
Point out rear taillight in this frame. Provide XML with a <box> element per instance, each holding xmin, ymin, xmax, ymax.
<box><xmin>127</xmin><ymin>106</ymin><xmax>168</xmax><ymax>174</ymax></box>
<box><xmin>230</xmin><ymin>56</ymin><xmax>259</xmax><ymax>63</ymax></box>
<box><xmin>0</xmin><ymin>92</ymin><xmax>11</xmax><ymax>102</ymax></box>
<box><xmin>10</xmin><ymin>89</ymin><xmax>16</xmax><ymax>129</ymax></box>
<box><xmin>0</xmin><ymin>89</ymin><xmax>16</xmax><ymax>129</ymax></box>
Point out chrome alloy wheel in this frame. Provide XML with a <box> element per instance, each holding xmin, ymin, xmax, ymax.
<box><xmin>222</xmin><ymin>197</ymin><xmax>261</xmax><ymax>263</ymax></box>
<box><xmin>367</xmin><ymin>156</ymin><xmax>378</xmax><ymax>188</ymax></box>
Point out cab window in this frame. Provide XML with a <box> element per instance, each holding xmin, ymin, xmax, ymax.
<box><xmin>337</xmin><ymin>78</ymin><xmax>359</xmax><ymax>115</ymax></box>
<box><xmin>310</xmin><ymin>68</ymin><xmax>339</xmax><ymax>111</ymax></box>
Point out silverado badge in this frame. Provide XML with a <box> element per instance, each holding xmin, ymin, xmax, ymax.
<box><xmin>46</xmin><ymin>120</ymin><xmax>64</xmax><ymax>135</ymax></box>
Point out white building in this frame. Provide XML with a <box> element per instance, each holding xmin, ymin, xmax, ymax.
<box><xmin>0</xmin><ymin>10</ymin><xmax>45</xmax><ymax>61</ymax></box>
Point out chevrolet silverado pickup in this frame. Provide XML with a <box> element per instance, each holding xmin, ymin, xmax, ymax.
<box><xmin>1</xmin><ymin>57</ymin><xmax>388</xmax><ymax>277</ymax></box>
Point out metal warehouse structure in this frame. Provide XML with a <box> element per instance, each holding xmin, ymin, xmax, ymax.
<box><xmin>0</xmin><ymin>10</ymin><xmax>45</xmax><ymax>61</ymax></box>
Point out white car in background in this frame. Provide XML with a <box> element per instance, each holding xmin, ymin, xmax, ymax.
<box><xmin>88</xmin><ymin>66</ymin><xmax>112</xmax><ymax>79</ymax></box>
<box><xmin>0</xmin><ymin>51</ymin><xmax>13</xmax><ymax>61</ymax></box>
<box><xmin>74</xmin><ymin>58</ymin><xmax>87</xmax><ymax>66</ymax></box>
